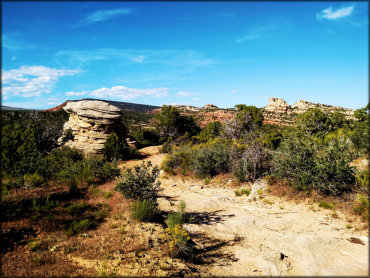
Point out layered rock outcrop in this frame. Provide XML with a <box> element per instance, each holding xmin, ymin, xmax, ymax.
<box><xmin>292</xmin><ymin>100</ymin><xmax>355</xmax><ymax>119</ymax></box>
<box><xmin>262</xmin><ymin>97</ymin><xmax>294</xmax><ymax>125</ymax></box>
<box><xmin>262</xmin><ymin>97</ymin><xmax>355</xmax><ymax>125</ymax></box>
<box><xmin>59</xmin><ymin>100</ymin><xmax>126</xmax><ymax>154</ymax></box>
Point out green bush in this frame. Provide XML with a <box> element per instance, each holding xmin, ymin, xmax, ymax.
<box><xmin>154</xmin><ymin>105</ymin><xmax>200</xmax><ymax>140</ymax></box>
<box><xmin>103</xmin><ymin>132</ymin><xmax>134</xmax><ymax>161</ymax></box>
<box><xmin>353</xmin><ymin>194</ymin><xmax>369</xmax><ymax>221</ymax></box>
<box><xmin>23</xmin><ymin>173</ymin><xmax>45</xmax><ymax>188</ymax></box>
<box><xmin>32</xmin><ymin>195</ymin><xmax>58</xmax><ymax>216</ymax></box>
<box><xmin>167</xmin><ymin>201</ymin><xmax>186</xmax><ymax>228</ymax></box>
<box><xmin>115</xmin><ymin>161</ymin><xmax>161</xmax><ymax>205</ymax></box>
<box><xmin>195</xmin><ymin>121</ymin><xmax>223</xmax><ymax>142</ymax></box>
<box><xmin>161</xmin><ymin>144</ymin><xmax>192</xmax><ymax>174</ymax></box>
<box><xmin>67</xmin><ymin>219</ymin><xmax>93</xmax><ymax>236</ymax></box>
<box><xmin>274</xmin><ymin>132</ymin><xmax>356</xmax><ymax>195</ymax></box>
<box><xmin>296</xmin><ymin>108</ymin><xmax>332</xmax><ymax>135</ymax></box>
<box><xmin>130</xmin><ymin>199</ymin><xmax>157</xmax><ymax>221</ymax></box>
<box><xmin>159</xmin><ymin>140</ymin><xmax>173</xmax><ymax>154</ymax></box>
<box><xmin>66</xmin><ymin>202</ymin><xmax>87</xmax><ymax>215</ymax></box>
<box><xmin>131</xmin><ymin>128</ymin><xmax>160</xmax><ymax>148</ymax></box>
<box><xmin>318</xmin><ymin>201</ymin><xmax>334</xmax><ymax>210</ymax></box>
<box><xmin>191</xmin><ymin>139</ymin><xmax>231</xmax><ymax>178</ymax></box>
<box><xmin>355</xmin><ymin>170</ymin><xmax>369</xmax><ymax>195</ymax></box>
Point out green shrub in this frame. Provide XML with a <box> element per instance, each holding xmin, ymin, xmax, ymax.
<box><xmin>103</xmin><ymin>191</ymin><xmax>113</xmax><ymax>199</ymax></box>
<box><xmin>318</xmin><ymin>201</ymin><xmax>334</xmax><ymax>210</ymax></box>
<box><xmin>32</xmin><ymin>195</ymin><xmax>58</xmax><ymax>215</ymax></box>
<box><xmin>27</xmin><ymin>238</ymin><xmax>41</xmax><ymax>251</ymax></box>
<box><xmin>356</xmin><ymin>170</ymin><xmax>369</xmax><ymax>195</ymax></box>
<box><xmin>153</xmin><ymin>105</ymin><xmax>200</xmax><ymax>140</ymax></box>
<box><xmin>23</xmin><ymin>173</ymin><xmax>45</xmax><ymax>188</ymax></box>
<box><xmin>195</xmin><ymin>121</ymin><xmax>223</xmax><ymax>142</ymax></box>
<box><xmin>273</xmin><ymin>132</ymin><xmax>356</xmax><ymax>195</ymax></box>
<box><xmin>96</xmin><ymin>203</ymin><xmax>110</xmax><ymax>220</ymax></box>
<box><xmin>353</xmin><ymin>194</ymin><xmax>369</xmax><ymax>221</ymax></box>
<box><xmin>167</xmin><ymin>201</ymin><xmax>186</xmax><ymax>228</ymax></box>
<box><xmin>162</xmin><ymin>200</ymin><xmax>192</xmax><ymax>259</ymax></box>
<box><xmin>160</xmin><ymin>140</ymin><xmax>173</xmax><ymax>154</ymax></box>
<box><xmin>103</xmin><ymin>132</ymin><xmax>134</xmax><ymax>161</ymax></box>
<box><xmin>191</xmin><ymin>139</ymin><xmax>231</xmax><ymax>178</ymax></box>
<box><xmin>131</xmin><ymin>128</ymin><xmax>160</xmax><ymax>148</ymax></box>
<box><xmin>66</xmin><ymin>202</ymin><xmax>87</xmax><ymax>215</ymax></box>
<box><xmin>67</xmin><ymin>219</ymin><xmax>93</xmax><ymax>236</ymax></box>
<box><xmin>234</xmin><ymin>188</ymin><xmax>250</xmax><ymax>197</ymax></box>
<box><xmin>161</xmin><ymin>145</ymin><xmax>192</xmax><ymax>174</ymax></box>
<box><xmin>116</xmin><ymin>161</ymin><xmax>161</xmax><ymax>205</ymax></box>
<box><xmin>296</xmin><ymin>108</ymin><xmax>332</xmax><ymax>135</ymax></box>
<box><xmin>130</xmin><ymin>199</ymin><xmax>157</xmax><ymax>221</ymax></box>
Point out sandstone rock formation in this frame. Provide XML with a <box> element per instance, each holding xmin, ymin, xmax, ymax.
<box><xmin>59</xmin><ymin>100</ymin><xmax>126</xmax><ymax>154</ymax></box>
<box><xmin>262</xmin><ymin>97</ymin><xmax>355</xmax><ymax>125</ymax></box>
<box><xmin>264</xmin><ymin>97</ymin><xmax>289</xmax><ymax>113</ymax></box>
<box><xmin>292</xmin><ymin>100</ymin><xmax>355</xmax><ymax>119</ymax></box>
<box><xmin>202</xmin><ymin>104</ymin><xmax>219</xmax><ymax>110</ymax></box>
<box><xmin>262</xmin><ymin>97</ymin><xmax>294</xmax><ymax>125</ymax></box>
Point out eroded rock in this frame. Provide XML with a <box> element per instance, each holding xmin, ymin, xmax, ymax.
<box><xmin>59</xmin><ymin>100</ymin><xmax>126</xmax><ymax>154</ymax></box>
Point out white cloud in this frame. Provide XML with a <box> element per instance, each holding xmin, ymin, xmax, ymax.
<box><xmin>67</xmin><ymin>85</ymin><xmax>169</xmax><ymax>101</ymax></box>
<box><xmin>177</xmin><ymin>91</ymin><xmax>200</xmax><ymax>97</ymax></box>
<box><xmin>66</xmin><ymin>91</ymin><xmax>88</xmax><ymax>96</ymax></box>
<box><xmin>316</xmin><ymin>6</ymin><xmax>354</xmax><ymax>20</ymax></box>
<box><xmin>131</xmin><ymin>55</ymin><xmax>145</xmax><ymax>63</ymax></box>
<box><xmin>2</xmin><ymin>65</ymin><xmax>82</xmax><ymax>97</ymax></box>
<box><xmin>47</xmin><ymin>101</ymin><xmax>59</xmax><ymax>106</ymax></box>
<box><xmin>231</xmin><ymin>89</ymin><xmax>237</xmax><ymax>93</ymax></box>
<box><xmin>79</xmin><ymin>8</ymin><xmax>132</xmax><ymax>25</ymax></box>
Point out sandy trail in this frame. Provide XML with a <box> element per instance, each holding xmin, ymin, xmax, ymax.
<box><xmin>122</xmin><ymin>146</ymin><xmax>369</xmax><ymax>276</ymax></box>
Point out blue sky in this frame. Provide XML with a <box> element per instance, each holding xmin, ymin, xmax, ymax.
<box><xmin>2</xmin><ymin>1</ymin><xmax>368</xmax><ymax>109</ymax></box>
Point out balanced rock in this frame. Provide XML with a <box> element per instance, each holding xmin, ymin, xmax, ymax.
<box><xmin>59</xmin><ymin>100</ymin><xmax>126</xmax><ymax>154</ymax></box>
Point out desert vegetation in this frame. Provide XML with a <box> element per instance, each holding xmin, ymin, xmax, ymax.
<box><xmin>1</xmin><ymin>102</ymin><xmax>368</xmax><ymax>276</ymax></box>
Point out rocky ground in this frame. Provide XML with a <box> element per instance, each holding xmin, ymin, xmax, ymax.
<box><xmin>2</xmin><ymin>146</ymin><xmax>368</xmax><ymax>276</ymax></box>
<box><xmin>121</xmin><ymin>146</ymin><xmax>369</xmax><ymax>276</ymax></box>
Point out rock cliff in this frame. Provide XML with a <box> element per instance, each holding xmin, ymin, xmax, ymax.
<box><xmin>59</xmin><ymin>100</ymin><xmax>126</xmax><ymax>154</ymax></box>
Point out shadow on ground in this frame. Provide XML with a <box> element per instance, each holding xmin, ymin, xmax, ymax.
<box><xmin>186</xmin><ymin>210</ymin><xmax>235</xmax><ymax>226</ymax></box>
<box><xmin>191</xmin><ymin>231</ymin><xmax>242</xmax><ymax>266</ymax></box>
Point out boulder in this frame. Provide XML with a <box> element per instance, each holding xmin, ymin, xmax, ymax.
<box><xmin>58</xmin><ymin>100</ymin><xmax>126</xmax><ymax>154</ymax></box>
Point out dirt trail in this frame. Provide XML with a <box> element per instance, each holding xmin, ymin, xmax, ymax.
<box><xmin>133</xmin><ymin>146</ymin><xmax>369</xmax><ymax>276</ymax></box>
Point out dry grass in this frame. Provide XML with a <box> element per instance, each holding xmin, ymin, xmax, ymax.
<box><xmin>1</xmin><ymin>175</ymin><xmax>194</xmax><ymax>277</ymax></box>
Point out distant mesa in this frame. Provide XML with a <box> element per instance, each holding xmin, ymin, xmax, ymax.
<box><xmin>43</xmin><ymin>100</ymin><xmax>70</xmax><ymax>112</ymax></box>
<box><xmin>58</xmin><ymin>100</ymin><xmax>126</xmax><ymax>154</ymax></box>
<box><xmin>202</xmin><ymin>104</ymin><xmax>219</xmax><ymax>110</ymax></box>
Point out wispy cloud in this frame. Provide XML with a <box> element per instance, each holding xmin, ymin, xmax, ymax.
<box><xmin>236</xmin><ymin>19</ymin><xmax>287</xmax><ymax>43</ymax></box>
<box><xmin>77</xmin><ymin>8</ymin><xmax>132</xmax><ymax>26</ymax></box>
<box><xmin>2</xmin><ymin>34</ymin><xmax>38</xmax><ymax>51</ymax></box>
<box><xmin>177</xmin><ymin>91</ymin><xmax>200</xmax><ymax>97</ymax></box>
<box><xmin>66</xmin><ymin>85</ymin><xmax>169</xmax><ymax>101</ymax></box>
<box><xmin>54</xmin><ymin>48</ymin><xmax>216</xmax><ymax>69</ymax></box>
<box><xmin>2</xmin><ymin>65</ymin><xmax>82</xmax><ymax>97</ymax></box>
<box><xmin>316</xmin><ymin>6</ymin><xmax>354</xmax><ymax>20</ymax></box>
